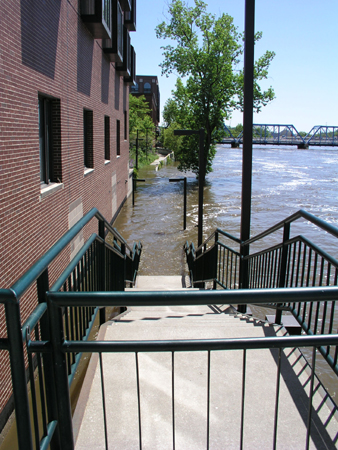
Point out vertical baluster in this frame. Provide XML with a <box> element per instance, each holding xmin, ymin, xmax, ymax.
<box><xmin>285</xmin><ymin>243</ymin><xmax>292</xmax><ymax>287</ymax></box>
<box><xmin>172</xmin><ymin>352</ymin><xmax>175</xmax><ymax>450</ymax></box>
<box><xmin>230</xmin><ymin>252</ymin><xmax>234</xmax><ymax>289</ymax></box>
<box><xmin>273</xmin><ymin>348</ymin><xmax>282</xmax><ymax>450</ymax></box>
<box><xmin>295</xmin><ymin>241</ymin><xmax>302</xmax><ymax>289</ymax></box>
<box><xmin>266</xmin><ymin>252</ymin><xmax>271</xmax><ymax>288</ymax></box>
<box><xmin>306</xmin><ymin>248</ymin><xmax>313</xmax><ymax>287</ymax></box>
<box><xmin>251</xmin><ymin>256</ymin><xmax>255</xmax><ymax>288</ymax></box>
<box><xmin>306</xmin><ymin>347</ymin><xmax>317</xmax><ymax>450</ymax></box>
<box><xmin>135</xmin><ymin>352</ymin><xmax>142</xmax><ymax>450</ymax></box>
<box><xmin>240</xmin><ymin>349</ymin><xmax>246</xmax><ymax>450</ymax></box>
<box><xmin>314</xmin><ymin>300</ymin><xmax>321</xmax><ymax>336</ymax></box>
<box><xmin>226</xmin><ymin>249</ymin><xmax>230</xmax><ymax>289</ymax></box>
<box><xmin>300</xmin><ymin>243</ymin><xmax>307</xmax><ymax>287</ymax></box>
<box><xmin>308</xmin><ymin>254</ymin><xmax>318</xmax><ymax>333</ymax></box>
<box><xmin>34</xmin><ymin>325</ymin><xmax>48</xmax><ymax>439</ymax></box>
<box><xmin>269</xmin><ymin>251</ymin><xmax>274</xmax><ymax>288</ymax></box>
<box><xmin>222</xmin><ymin>248</ymin><xmax>225</xmax><ymax>287</ymax></box>
<box><xmin>27</xmin><ymin>337</ymin><xmax>40</xmax><ymax>449</ymax></box>
<box><xmin>255</xmin><ymin>255</ymin><xmax>260</xmax><ymax>288</ymax></box>
<box><xmin>320</xmin><ymin>262</ymin><xmax>331</xmax><ymax>336</ymax></box>
<box><xmin>99</xmin><ymin>354</ymin><xmax>108</xmax><ymax>449</ymax></box>
<box><xmin>207</xmin><ymin>351</ymin><xmax>211</xmax><ymax>450</ymax></box>
<box><xmin>290</xmin><ymin>242</ymin><xmax>297</xmax><ymax>288</ymax></box>
<box><xmin>234</xmin><ymin>254</ymin><xmax>238</xmax><ymax>289</ymax></box>
<box><xmin>258</xmin><ymin>254</ymin><xmax>263</xmax><ymax>288</ymax></box>
<box><xmin>262</xmin><ymin>253</ymin><xmax>267</xmax><ymax>288</ymax></box>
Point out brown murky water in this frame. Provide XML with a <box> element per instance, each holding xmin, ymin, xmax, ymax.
<box><xmin>115</xmin><ymin>145</ymin><xmax>338</xmax><ymax>273</ymax></box>
<box><xmin>114</xmin><ymin>144</ymin><xmax>338</xmax><ymax>398</ymax></box>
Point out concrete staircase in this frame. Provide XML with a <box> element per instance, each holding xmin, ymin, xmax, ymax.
<box><xmin>74</xmin><ymin>277</ymin><xmax>338</xmax><ymax>449</ymax></box>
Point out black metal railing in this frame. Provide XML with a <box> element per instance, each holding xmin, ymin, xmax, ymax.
<box><xmin>185</xmin><ymin>210</ymin><xmax>338</xmax><ymax>357</ymax></box>
<box><xmin>33</xmin><ymin>288</ymin><xmax>338</xmax><ymax>449</ymax></box>
<box><xmin>0</xmin><ymin>208</ymin><xmax>141</xmax><ymax>450</ymax></box>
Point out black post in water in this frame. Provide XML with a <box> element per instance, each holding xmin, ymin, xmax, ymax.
<box><xmin>136</xmin><ymin>129</ymin><xmax>139</xmax><ymax>170</ymax></box>
<box><xmin>169</xmin><ymin>177</ymin><xmax>187</xmax><ymax>230</ymax></box>
<box><xmin>132</xmin><ymin>174</ymin><xmax>145</xmax><ymax>207</ymax></box>
<box><xmin>198</xmin><ymin>128</ymin><xmax>205</xmax><ymax>248</ymax></box>
<box><xmin>174</xmin><ymin>129</ymin><xmax>205</xmax><ymax>245</ymax></box>
<box><xmin>183</xmin><ymin>177</ymin><xmax>187</xmax><ymax>230</ymax></box>
<box><xmin>239</xmin><ymin>0</ymin><xmax>255</xmax><ymax>312</ymax></box>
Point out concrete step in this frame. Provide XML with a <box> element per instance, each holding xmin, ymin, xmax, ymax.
<box><xmin>74</xmin><ymin>305</ymin><xmax>338</xmax><ymax>450</ymax></box>
<box><xmin>131</xmin><ymin>275</ymin><xmax>193</xmax><ymax>290</ymax></box>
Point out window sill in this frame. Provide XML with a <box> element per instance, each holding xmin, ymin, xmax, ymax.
<box><xmin>104</xmin><ymin>160</ymin><xmax>111</xmax><ymax>165</ymax></box>
<box><xmin>116</xmin><ymin>155</ymin><xmax>120</xmax><ymax>159</ymax></box>
<box><xmin>40</xmin><ymin>182</ymin><xmax>64</xmax><ymax>200</ymax></box>
<box><xmin>84</xmin><ymin>168</ymin><xmax>94</xmax><ymax>176</ymax></box>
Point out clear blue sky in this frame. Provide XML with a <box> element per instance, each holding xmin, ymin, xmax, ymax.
<box><xmin>133</xmin><ymin>0</ymin><xmax>338</xmax><ymax>132</ymax></box>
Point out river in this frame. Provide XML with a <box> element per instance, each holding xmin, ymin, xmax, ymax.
<box><xmin>113</xmin><ymin>144</ymin><xmax>338</xmax><ymax>399</ymax></box>
<box><xmin>114</xmin><ymin>144</ymin><xmax>338</xmax><ymax>274</ymax></box>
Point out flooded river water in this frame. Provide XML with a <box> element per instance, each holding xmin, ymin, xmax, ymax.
<box><xmin>114</xmin><ymin>144</ymin><xmax>338</xmax><ymax>399</ymax></box>
<box><xmin>114</xmin><ymin>144</ymin><xmax>338</xmax><ymax>274</ymax></box>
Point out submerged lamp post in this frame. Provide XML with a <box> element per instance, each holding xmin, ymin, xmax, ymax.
<box><xmin>169</xmin><ymin>177</ymin><xmax>187</xmax><ymax>230</ymax></box>
<box><xmin>174</xmin><ymin>129</ymin><xmax>205</xmax><ymax>247</ymax></box>
<box><xmin>135</xmin><ymin>129</ymin><xmax>144</xmax><ymax>170</ymax></box>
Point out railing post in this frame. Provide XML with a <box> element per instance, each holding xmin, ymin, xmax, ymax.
<box><xmin>239</xmin><ymin>244</ymin><xmax>248</xmax><ymax>313</ymax></box>
<box><xmin>121</xmin><ymin>242</ymin><xmax>127</xmax><ymax>290</ymax></box>
<box><xmin>213</xmin><ymin>231</ymin><xmax>218</xmax><ymax>290</ymax></box>
<box><xmin>276</xmin><ymin>222</ymin><xmax>290</xmax><ymax>324</ymax></box>
<box><xmin>37</xmin><ymin>269</ymin><xmax>60</xmax><ymax>450</ymax></box>
<box><xmin>5</xmin><ymin>291</ymin><xmax>33</xmax><ymax>450</ymax></box>
<box><xmin>98</xmin><ymin>220</ymin><xmax>106</xmax><ymax>325</ymax></box>
<box><xmin>47</xmin><ymin>295</ymin><xmax>74</xmax><ymax>450</ymax></box>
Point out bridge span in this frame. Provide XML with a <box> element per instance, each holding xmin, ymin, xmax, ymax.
<box><xmin>222</xmin><ymin>124</ymin><xmax>338</xmax><ymax>148</ymax></box>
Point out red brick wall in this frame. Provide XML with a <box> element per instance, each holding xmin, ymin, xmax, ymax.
<box><xmin>0</xmin><ymin>0</ymin><xmax>131</xmax><ymax>421</ymax></box>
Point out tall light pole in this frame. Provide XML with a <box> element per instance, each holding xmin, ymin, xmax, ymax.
<box><xmin>239</xmin><ymin>0</ymin><xmax>255</xmax><ymax>311</ymax></box>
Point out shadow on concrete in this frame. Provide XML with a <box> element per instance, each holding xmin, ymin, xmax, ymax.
<box><xmin>264</xmin><ymin>325</ymin><xmax>338</xmax><ymax>449</ymax></box>
<box><xmin>20</xmin><ymin>0</ymin><xmax>61</xmax><ymax>79</ymax></box>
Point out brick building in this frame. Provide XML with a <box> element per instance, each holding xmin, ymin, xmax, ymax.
<box><xmin>0</xmin><ymin>0</ymin><xmax>136</xmax><ymax>430</ymax></box>
<box><xmin>131</xmin><ymin>75</ymin><xmax>160</xmax><ymax>126</ymax></box>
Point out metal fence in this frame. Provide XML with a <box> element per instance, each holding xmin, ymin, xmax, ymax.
<box><xmin>43</xmin><ymin>289</ymin><xmax>338</xmax><ymax>449</ymax></box>
<box><xmin>0</xmin><ymin>208</ymin><xmax>141</xmax><ymax>450</ymax></box>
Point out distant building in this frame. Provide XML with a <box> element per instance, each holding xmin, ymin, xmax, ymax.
<box><xmin>0</xmin><ymin>0</ymin><xmax>136</xmax><ymax>431</ymax></box>
<box><xmin>131</xmin><ymin>76</ymin><xmax>160</xmax><ymax>126</ymax></box>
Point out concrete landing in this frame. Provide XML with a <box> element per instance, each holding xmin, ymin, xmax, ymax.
<box><xmin>74</xmin><ymin>303</ymin><xmax>338</xmax><ymax>449</ymax></box>
<box><xmin>132</xmin><ymin>275</ymin><xmax>186</xmax><ymax>290</ymax></box>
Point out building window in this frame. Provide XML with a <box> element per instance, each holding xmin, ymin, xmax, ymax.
<box><xmin>84</xmin><ymin>109</ymin><xmax>94</xmax><ymax>169</ymax></box>
<box><xmin>116</xmin><ymin>119</ymin><xmax>120</xmax><ymax>156</ymax></box>
<box><xmin>144</xmin><ymin>82</ymin><xmax>151</xmax><ymax>93</ymax></box>
<box><xmin>131</xmin><ymin>82</ymin><xmax>138</xmax><ymax>93</ymax></box>
<box><xmin>124</xmin><ymin>111</ymin><xmax>127</xmax><ymax>140</ymax></box>
<box><xmin>39</xmin><ymin>95</ymin><xmax>62</xmax><ymax>185</ymax></box>
<box><xmin>104</xmin><ymin>116</ymin><xmax>110</xmax><ymax>160</ymax></box>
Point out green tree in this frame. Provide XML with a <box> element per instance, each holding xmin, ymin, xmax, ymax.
<box><xmin>156</xmin><ymin>0</ymin><xmax>275</xmax><ymax>177</ymax></box>
<box><xmin>129</xmin><ymin>94</ymin><xmax>157</xmax><ymax>167</ymax></box>
<box><xmin>129</xmin><ymin>94</ymin><xmax>154</xmax><ymax>137</ymax></box>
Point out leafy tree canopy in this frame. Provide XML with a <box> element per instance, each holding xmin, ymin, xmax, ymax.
<box><xmin>157</xmin><ymin>0</ymin><xmax>275</xmax><ymax>177</ymax></box>
<box><xmin>129</xmin><ymin>94</ymin><xmax>154</xmax><ymax>137</ymax></box>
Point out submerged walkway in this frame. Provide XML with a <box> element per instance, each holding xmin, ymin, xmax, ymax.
<box><xmin>73</xmin><ymin>277</ymin><xmax>338</xmax><ymax>449</ymax></box>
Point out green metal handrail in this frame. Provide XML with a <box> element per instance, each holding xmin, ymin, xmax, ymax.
<box><xmin>0</xmin><ymin>208</ymin><xmax>142</xmax><ymax>450</ymax></box>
